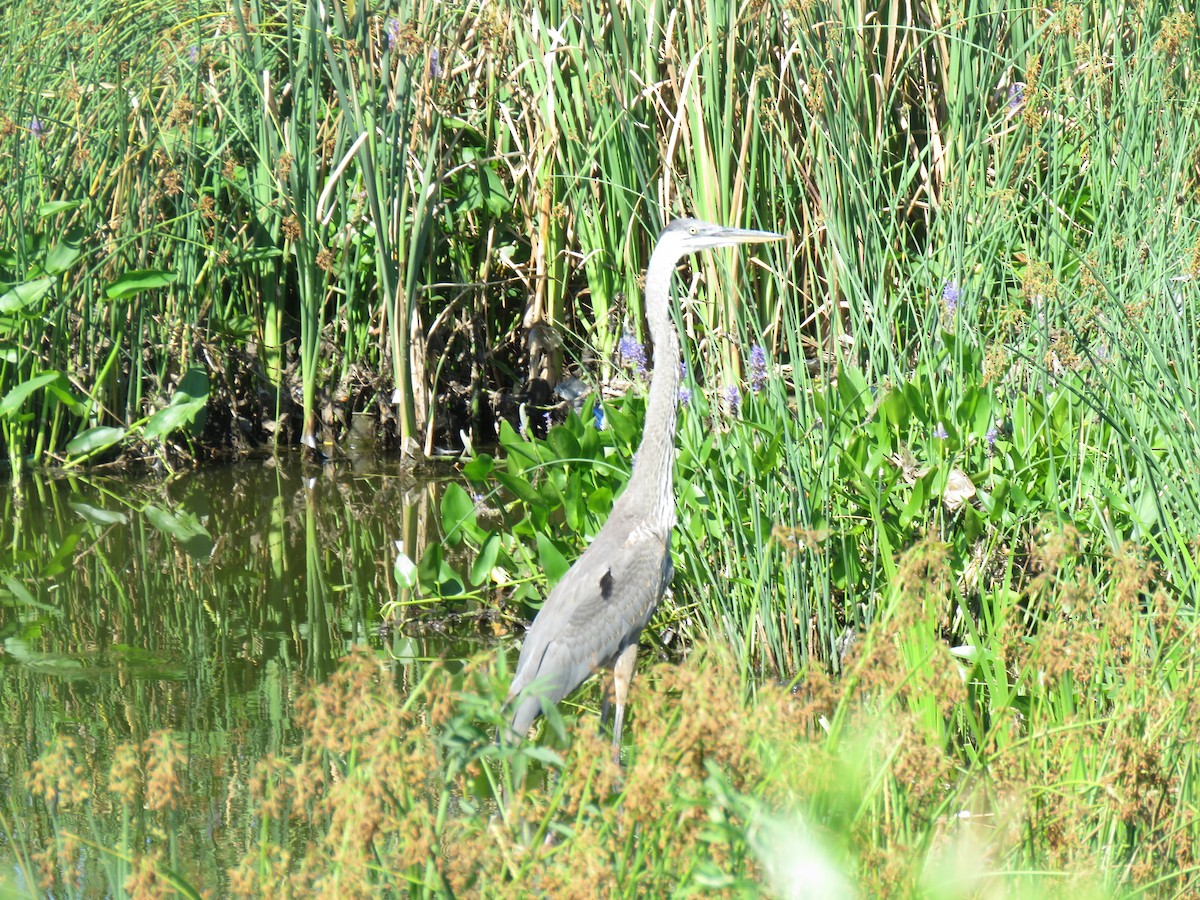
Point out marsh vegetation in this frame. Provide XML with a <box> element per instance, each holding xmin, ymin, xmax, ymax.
<box><xmin>2</xmin><ymin>0</ymin><xmax>1200</xmax><ymax>895</ymax></box>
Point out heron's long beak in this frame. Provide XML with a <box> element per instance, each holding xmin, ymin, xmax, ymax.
<box><xmin>713</xmin><ymin>226</ymin><xmax>786</xmax><ymax>245</ymax></box>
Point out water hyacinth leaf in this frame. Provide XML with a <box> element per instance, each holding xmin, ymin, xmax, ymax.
<box><xmin>144</xmin><ymin>378</ymin><xmax>208</xmax><ymax>440</ymax></box>
<box><xmin>452</xmin><ymin>161</ymin><xmax>512</xmax><ymax>216</ymax></box>
<box><xmin>392</xmin><ymin>635</ymin><xmax>419</xmax><ymax>662</ymax></box>
<box><xmin>235</xmin><ymin>246</ymin><xmax>283</xmax><ymax>264</ymax></box>
<box><xmin>0</xmin><ymin>572</ymin><xmax>37</xmax><ymax>607</ymax></box>
<box><xmin>493</xmin><ymin>469</ymin><xmax>540</xmax><ymax>505</ymax></box>
<box><xmin>1133</xmin><ymin>486</ymin><xmax>1159</xmax><ymax>532</ymax></box>
<box><xmin>899</xmin><ymin>475</ymin><xmax>926</xmax><ymax>527</ymax></box>
<box><xmin>394</xmin><ymin>545</ymin><xmax>418</xmax><ymax>589</ymax></box>
<box><xmin>586</xmin><ymin>485</ymin><xmax>613</xmax><ymax>515</ymax></box>
<box><xmin>41</xmin><ymin>529</ymin><xmax>83</xmax><ymax>578</ymax></box>
<box><xmin>562</xmin><ymin>471</ymin><xmax>582</xmax><ymax>531</ymax></box>
<box><xmin>70</xmin><ymin>501</ymin><xmax>129</xmax><ymax>526</ymax></box>
<box><xmin>498</xmin><ymin>419</ymin><xmax>539</xmax><ymax>467</ymax></box>
<box><xmin>0</xmin><ymin>276</ymin><xmax>53</xmax><ymax>313</ymax></box>
<box><xmin>36</xmin><ymin>200</ymin><xmax>82</xmax><ymax>217</ymax></box>
<box><xmin>46</xmin><ymin>377</ymin><xmax>85</xmax><ymax>414</ymax></box>
<box><xmin>0</xmin><ymin>371</ymin><xmax>63</xmax><ymax>418</ymax></box>
<box><xmin>479</xmin><ymin>165</ymin><xmax>512</xmax><ymax>215</ymax></box>
<box><xmin>440</xmin><ymin>482</ymin><xmax>475</xmax><ymax>546</ymax></box>
<box><xmin>469</xmin><ymin>533</ymin><xmax>501</xmax><ymax>586</ymax></box>
<box><xmin>208</xmin><ymin>313</ymin><xmax>257</xmax><ymax>340</ymax></box>
<box><xmin>462</xmin><ymin>453</ymin><xmax>494</xmax><ymax>481</ymax></box>
<box><xmin>44</xmin><ymin>234</ymin><xmax>84</xmax><ymax>275</ymax></box>
<box><xmin>603</xmin><ymin>403</ymin><xmax>637</xmax><ymax>445</ymax></box>
<box><xmin>66</xmin><ymin>425</ymin><xmax>126</xmax><ymax>456</ymax></box>
<box><xmin>178</xmin><ymin>366</ymin><xmax>209</xmax><ymax>433</ymax></box>
<box><xmin>547</xmin><ymin>425</ymin><xmax>581</xmax><ymax>462</ymax></box>
<box><xmin>104</xmin><ymin>269</ymin><xmax>178</xmax><ymax>300</ymax></box>
<box><xmin>536</xmin><ymin>532</ymin><xmax>570</xmax><ymax>585</ymax></box>
<box><xmin>144</xmin><ymin>505</ymin><xmax>213</xmax><ymax>558</ymax></box>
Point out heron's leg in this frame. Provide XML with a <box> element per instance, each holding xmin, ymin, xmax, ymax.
<box><xmin>610</xmin><ymin>642</ymin><xmax>639</xmax><ymax>754</ymax></box>
<box><xmin>599</xmin><ymin>671</ymin><xmax>613</xmax><ymax>732</ymax></box>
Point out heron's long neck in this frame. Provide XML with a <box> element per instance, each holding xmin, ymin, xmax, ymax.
<box><xmin>622</xmin><ymin>245</ymin><xmax>681</xmax><ymax>531</ymax></box>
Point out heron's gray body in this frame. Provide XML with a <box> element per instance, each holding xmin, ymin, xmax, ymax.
<box><xmin>505</xmin><ymin>218</ymin><xmax>783</xmax><ymax>746</ymax></box>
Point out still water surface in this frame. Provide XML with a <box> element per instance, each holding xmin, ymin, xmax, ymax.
<box><xmin>0</xmin><ymin>452</ymin><xmax>488</xmax><ymax>893</ymax></box>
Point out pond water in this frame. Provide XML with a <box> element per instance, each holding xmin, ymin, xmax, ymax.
<box><xmin>0</xmin><ymin>451</ymin><xmax>494</xmax><ymax>894</ymax></box>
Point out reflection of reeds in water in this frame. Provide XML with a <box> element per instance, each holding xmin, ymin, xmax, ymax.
<box><xmin>9</xmin><ymin>535</ymin><xmax>1200</xmax><ymax>899</ymax></box>
<box><xmin>21</xmin><ymin>731</ymin><xmax>191</xmax><ymax>896</ymax></box>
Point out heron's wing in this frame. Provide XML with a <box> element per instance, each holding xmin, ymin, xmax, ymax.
<box><xmin>507</xmin><ymin>524</ymin><xmax>671</xmax><ymax>710</ymax></box>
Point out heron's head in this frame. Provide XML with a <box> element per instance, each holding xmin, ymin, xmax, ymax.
<box><xmin>660</xmin><ymin>217</ymin><xmax>785</xmax><ymax>254</ymax></box>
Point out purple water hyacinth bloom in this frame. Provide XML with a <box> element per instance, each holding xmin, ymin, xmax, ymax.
<box><xmin>188</xmin><ymin>45</ymin><xmax>199</xmax><ymax>64</ymax></box>
<box><xmin>429</xmin><ymin>48</ymin><xmax>440</xmax><ymax>78</ymax></box>
<box><xmin>29</xmin><ymin>118</ymin><xmax>44</xmax><ymax>138</ymax></box>
<box><xmin>386</xmin><ymin>18</ymin><xmax>401</xmax><ymax>51</ymax></box>
<box><xmin>985</xmin><ymin>425</ymin><xmax>998</xmax><ymax>447</ymax></box>
<box><xmin>749</xmin><ymin>344</ymin><xmax>767</xmax><ymax>393</ymax></box>
<box><xmin>678</xmin><ymin>386</ymin><xmax>691</xmax><ymax>408</ymax></box>
<box><xmin>725</xmin><ymin>384</ymin><xmax>741</xmax><ymax>416</ymax></box>
<box><xmin>618</xmin><ymin>334</ymin><xmax>647</xmax><ymax>375</ymax></box>
<box><xmin>942</xmin><ymin>281</ymin><xmax>960</xmax><ymax>315</ymax></box>
<box><xmin>933</xmin><ymin>422</ymin><xmax>948</xmax><ymax>440</ymax></box>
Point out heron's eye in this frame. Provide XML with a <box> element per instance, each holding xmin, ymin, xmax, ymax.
<box><xmin>688</xmin><ymin>227</ymin><xmax>697</xmax><ymax>235</ymax></box>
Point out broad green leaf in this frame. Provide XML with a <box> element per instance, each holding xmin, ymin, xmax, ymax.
<box><xmin>70</xmin><ymin>502</ymin><xmax>129</xmax><ymax>526</ymax></box>
<box><xmin>45</xmin><ymin>239</ymin><xmax>83</xmax><ymax>275</ymax></box>
<box><xmin>66</xmin><ymin>425</ymin><xmax>126</xmax><ymax>456</ymax></box>
<box><xmin>144</xmin><ymin>394</ymin><xmax>207</xmax><ymax>440</ymax></box>
<box><xmin>37</xmin><ymin>200</ymin><xmax>82</xmax><ymax>217</ymax></box>
<box><xmin>462</xmin><ymin>454</ymin><xmax>494</xmax><ymax>481</ymax></box>
<box><xmin>0</xmin><ymin>573</ymin><xmax>36</xmax><ymax>606</ymax></box>
<box><xmin>0</xmin><ymin>277</ymin><xmax>53</xmax><ymax>313</ymax></box>
<box><xmin>105</xmin><ymin>269</ymin><xmax>178</xmax><ymax>300</ymax></box>
<box><xmin>144</xmin><ymin>505</ymin><xmax>213</xmax><ymax>558</ymax></box>
<box><xmin>41</xmin><ymin>529</ymin><xmax>83</xmax><ymax>577</ymax></box>
<box><xmin>1133</xmin><ymin>486</ymin><xmax>1159</xmax><ymax>531</ymax></box>
<box><xmin>493</xmin><ymin>470</ymin><xmax>540</xmax><ymax>505</ymax></box>
<box><xmin>235</xmin><ymin>246</ymin><xmax>282</xmax><ymax>264</ymax></box>
<box><xmin>440</xmin><ymin>482</ymin><xmax>475</xmax><ymax>546</ymax></box>
<box><xmin>536</xmin><ymin>532</ymin><xmax>570</xmax><ymax>585</ymax></box>
<box><xmin>469</xmin><ymin>533</ymin><xmax>501</xmax><ymax>587</ymax></box>
<box><xmin>0</xmin><ymin>371</ymin><xmax>61</xmax><ymax>418</ymax></box>
<box><xmin>480</xmin><ymin>165</ymin><xmax>512</xmax><ymax>215</ymax></box>
<box><xmin>394</xmin><ymin>545</ymin><xmax>418</xmax><ymax>589</ymax></box>
<box><xmin>45</xmin><ymin>378</ymin><xmax>85</xmax><ymax>414</ymax></box>
<box><xmin>208</xmin><ymin>313</ymin><xmax>256</xmax><ymax>339</ymax></box>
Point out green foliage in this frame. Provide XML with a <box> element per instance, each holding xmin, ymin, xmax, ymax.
<box><xmin>4</xmin><ymin>0</ymin><xmax>1200</xmax><ymax>894</ymax></box>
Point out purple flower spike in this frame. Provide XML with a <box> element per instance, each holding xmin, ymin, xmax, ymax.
<box><xmin>933</xmin><ymin>422</ymin><xmax>948</xmax><ymax>440</ymax></box>
<box><xmin>725</xmin><ymin>384</ymin><xmax>742</xmax><ymax>416</ymax></box>
<box><xmin>942</xmin><ymin>281</ymin><xmax>960</xmax><ymax>315</ymax></box>
<box><xmin>618</xmin><ymin>334</ymin><xmax>647</xmax><ymax>375</ymax></box>
<box><xmin>749</xmin><ymin>344</ymin><xmax>768</xmax><ymax>393</ymax></box>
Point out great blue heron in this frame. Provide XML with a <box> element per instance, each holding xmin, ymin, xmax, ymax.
<box><xmin>505</xmin><ymin>217</ymin><xmax>784</xmax><ymax>750</ymax></box>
